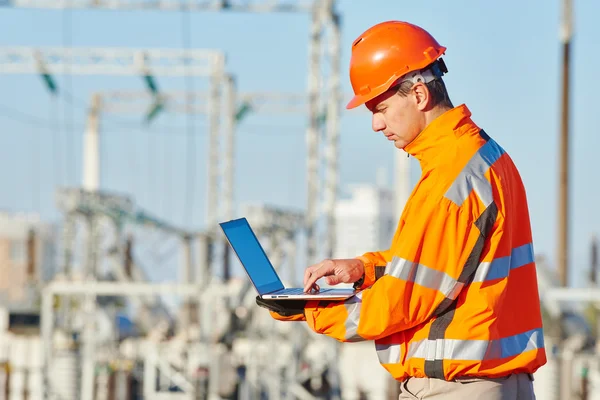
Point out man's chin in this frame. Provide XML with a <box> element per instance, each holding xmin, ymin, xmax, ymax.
<box><xmin>393</xmin><ymin>140</ymin><xmax>406</xmax><ymax>150</ymax></box>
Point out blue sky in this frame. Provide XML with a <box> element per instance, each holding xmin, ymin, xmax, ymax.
<box><xmin>0</xmin><ymin>0</ymin><xmax>597</xmax><ymax>288</ymax></box>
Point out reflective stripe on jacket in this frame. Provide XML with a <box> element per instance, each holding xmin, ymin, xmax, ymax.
<box><xmin>300</xmin><ymin>104</ymin><xmax>546</xmax><ymax>381</ymax></box>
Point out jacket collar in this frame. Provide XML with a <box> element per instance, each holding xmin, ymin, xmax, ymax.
<box><xmin>403</xmin><ymin>104</ymin><xmax>473</xmax><ymax>171</ymax></box>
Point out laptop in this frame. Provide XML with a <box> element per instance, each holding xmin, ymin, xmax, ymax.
<box><xmin>219</xmin><ymin>217</ymin><xmax>359</xmax><ymax>300</ymax></box>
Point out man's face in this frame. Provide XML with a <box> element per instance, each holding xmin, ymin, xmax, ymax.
<box><xmin>365</xmin><ymin>85</ymin><xmax>424</xmax><ymax>150</ymax></box>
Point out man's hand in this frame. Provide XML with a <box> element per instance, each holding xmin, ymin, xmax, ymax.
<box><xmin>303</xmin><ymin>258</ymin><xmax>365</xmax><ymax>292</ymax></box>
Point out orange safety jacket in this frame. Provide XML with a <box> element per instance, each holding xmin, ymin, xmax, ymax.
<box><xmin>271</xmin><ymin>104</ymin><xmax>546</xmax><ymax>381</ymax></box>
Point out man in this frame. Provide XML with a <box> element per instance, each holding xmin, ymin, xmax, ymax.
<box><xmin>257</xmin><ymin>20</ymin><xmax>546</xmax><ymax>399</ymax></box>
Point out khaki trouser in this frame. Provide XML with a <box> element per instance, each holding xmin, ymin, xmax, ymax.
<box><xmin>398</xmin><ymin>373</ymin><xmax>535</xmax><ymax>400</ymax></box>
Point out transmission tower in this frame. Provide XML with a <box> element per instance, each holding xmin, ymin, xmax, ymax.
<box><xmin>1</xmin><ymin>0</ymin><xmax>342</xmax><ymax>265</ymax></box>
<box><xmin>0</xmin><ymin>45</ymin><xmax>228</xmax><ymax>278</ymax></box>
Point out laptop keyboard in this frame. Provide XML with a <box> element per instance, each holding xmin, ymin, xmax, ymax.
<box><xmin>277</xmin><ymin>288</ymin><xmax>332</xmax><ymax>295</ymax></box>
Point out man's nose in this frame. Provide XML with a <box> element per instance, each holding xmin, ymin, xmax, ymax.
<box><xmin>372</xmin><ymin>114</ymin><xmax>386</xmax><ymax>132</ymax></box>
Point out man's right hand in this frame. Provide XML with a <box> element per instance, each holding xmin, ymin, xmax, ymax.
<box><xmin>303</xmin><ymin>258</ymin><xmax>365</xmax><ymax>293</ymax></box>
<box><xmin>256</xmin><ymin>296</ymin><xmax>306</xmax><ymax>317</ymax></box>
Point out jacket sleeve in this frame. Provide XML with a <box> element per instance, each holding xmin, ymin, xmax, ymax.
<box><xmin>304</xmin><ymin>196</ymin><xmax>497</xmax><ymax>342</ymax></box>
<box><xmin>355</xmin><ymin>251</ymin><xmax>392</xmax><ymax>289</ymax></box>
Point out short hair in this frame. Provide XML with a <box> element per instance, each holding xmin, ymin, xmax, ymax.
<box><xmin>395</xmin><ymin>77</ymin><xmax>454</xmax><ymax>110</ymax></box>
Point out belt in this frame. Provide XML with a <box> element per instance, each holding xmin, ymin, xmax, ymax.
<box><xmin>453</xmin><ymin>372</ymin><xmax>534</xmax><ymax>383</ymax></box>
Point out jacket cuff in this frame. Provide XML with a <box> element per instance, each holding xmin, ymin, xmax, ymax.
<box><xmin>268</xmin><ymin>310</ymin><xmax>306</xmax><ymax>322</ymax></box>
<box><xmin>354</xmin><ymin>256</ymin><xmax>377</xmax><ymax>289</ymax></box>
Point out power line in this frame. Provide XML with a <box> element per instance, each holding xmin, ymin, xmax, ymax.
<box><xmin>60</xmin><ymin>89</ymin><xmax>88</xmax><ymax>110</ymax></box>
<box><xmin>0</xmin><ymin>102</ymin><xmax>306</xmax><ymax>135</ymax></box>
<box><xmin>0</xmin><ymin>102</ymin><xmax>62</xmax><ymax>129</ymax></box>
<box><xmin>0</xmin><ymin>99</ymin><xmax>306</xmax><ymax>229</ymax></box>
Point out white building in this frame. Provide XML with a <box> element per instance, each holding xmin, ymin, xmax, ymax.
<box><xmin>333</xmin><ymin>183</ymin><xmax>396</xmax><ymax>259</ymax></box>
<box><xmin>0</xmin><ymin>212</ymin><xmax>57</xmax><ymax>310</ymax></box>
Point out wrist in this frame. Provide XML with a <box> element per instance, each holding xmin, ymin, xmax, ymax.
<box><xmin>353</xmin><ymin>273</ymin><xmax>365</xmax><ymax>290</ymax></box>
<box><xmin>353</xmin><ymin>256</ymin><xmax>374</xmax><ymax>289</ymax></box>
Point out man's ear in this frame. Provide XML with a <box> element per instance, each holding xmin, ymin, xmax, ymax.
<box><xmin>412</xmin><ymin>82</ymin><xmax>431</xmax><ymax>111</ymax></box>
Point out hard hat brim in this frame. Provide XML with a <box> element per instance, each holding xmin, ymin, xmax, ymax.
<box><xmin>346</xmin><ymin>95</ymin><xmax>365</xmax><ymax>110</ymax></box>
<box><xmin>345</xmin><ymin>81</ymin><xmax>393</xmax><ymax>110</ymax></box>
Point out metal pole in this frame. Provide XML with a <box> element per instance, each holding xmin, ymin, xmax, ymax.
<box><xmin>181</xmin><ymin>235</ymin><xmax>193</xmax><ymax>332</ymax></box>
<box><xmin>306</xmin><ymin>2</ymin><xmax>323</xmax><ymax>265</ymax></box>
<box><xmin>62</xmin><ymin>213</ymin><xmax>75</xmax><ymax>278</ymax></box>
<box><xmin>86</xmin><ymin>215</ymin><xmax>99</xmax><ymax>279</ymax></box>
<box><xmin>222</xmin><ymin>75</ymin><xmax>236</xmax><ymax>282</ymax></box>
<box><xmin>83</xmin><ymin>93</ymin><xmax>102</xmax><ymax>192</ymax></box>
<box><xmin>26</xmin><ymin>228</ymin><xmax>36</xmax><ymax>280</ymax></box>
<box><xmin>124</xmin><ymin>234</ymin><xmax>133</xmax><ymax>278</ymax></box>
<box><xmin>182</xmin><ymin>235</ymin><xmax>193</xmax><ymax>284</ymax></box>
<box><xmin>319</xmin><ymin>7</ymin><xmax>342</xmax><ymax>398</ymax></box>
<box><xmin>207</xmin><ymin>74</ymin><xmax>222</xmax><ymax>282</ymax></box>
<box><xmin>41</xmin><ymin>290</ymin><xmax>54</xmax><ymax>398</ymax></box>
<box><xmin>323</xmin><ymin>4</ymin><xmax>341</xmax><ymax>260</ymax></box>
<box><xmin>80</xmin><ymin>293</ymin><xmax>97</xmax><ymax>400</ymax></box>
<box><xmin>223</xmin><ymin>75</ymin><xmax>236</xmax><ymax>222</ymax></box>
<box><xmin>60</xmin><ymin>212</ymin><xmax>75</xmax><ymax>330</ymax></box>
<box><xmin>557</xmin><ymin>3</ymin><xmax>573</xmax><ymax>398</ymax></box>
<box><xmin>207</xmin><ymin>74</ymin><xmax>222</xmax><ymax>230</ymax></box>
<box><xmin>196</xmin><ymin>233</ymin><xmax>210</xmax><ymax>286</ymax></box>
<box><xmin>558</xmin><ymin>0</ymin><xmax>572</xmax><ymax>288</ymax></box>
<box><xmin>143</xmin><ymin>348</ymin><xmax>157</xmax><ymax>399</ymax></box>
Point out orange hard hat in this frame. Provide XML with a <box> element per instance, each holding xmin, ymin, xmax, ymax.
<box><xmin>346</xmin><ymin>21</ymin><xmax>447</xmax><ymax>109</ymax></box>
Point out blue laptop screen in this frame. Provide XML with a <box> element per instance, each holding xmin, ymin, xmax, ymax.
<box><xmin>220</xmin><ymin>218</ymin><xmax>284</xmax><ymax>295</ymax></box>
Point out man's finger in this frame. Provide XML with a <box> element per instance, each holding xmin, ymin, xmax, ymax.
<box><xmin>303</xmin><ymin>261</ymin><xmax>334</xmax><ymax>292</ymax></box>
<box><xmin>303</xmin><ymin>267</ymin><xmax>313</xmax><ymax>287</ymax></box>
<box><xmin>303</xmin><ymin>260</ymin><xmax>324</xmax><ymax>285</ymax></box>
<box><xmin>304</xmin><ymin>272</ymin><xmax>321</xmax><ymax>293</ymax></box>
<box><xmin>304</xmin><ymin>267</ymin><xmax>325</xmax><ymax>292</ymax></box>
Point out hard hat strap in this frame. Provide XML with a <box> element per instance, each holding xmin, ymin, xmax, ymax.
<box><xmin>397</xmin><ymin>58</ymin><xmax>448</xmax><ymax>87</ymax></box>
<box><xmin>400</xmin><ymin>68</ymin><xmax>438</xmax><ymax>86</ymax></box>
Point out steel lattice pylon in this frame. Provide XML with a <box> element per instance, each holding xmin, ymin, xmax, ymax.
<box><xmin>0</xmin><ymin>0</ymin><xmax>342</xmax><ymax>265</ymax></box>
<box><xmin>0</xmin><ymin>45</ymin><xmax>227</xmax><ymax>228</ymax></box>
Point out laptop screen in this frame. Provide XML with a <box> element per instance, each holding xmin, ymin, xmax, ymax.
<box><xmin>219</xmin><ymin>218</ymin><xmax>284</xmax><ymax>295</ymax></box>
